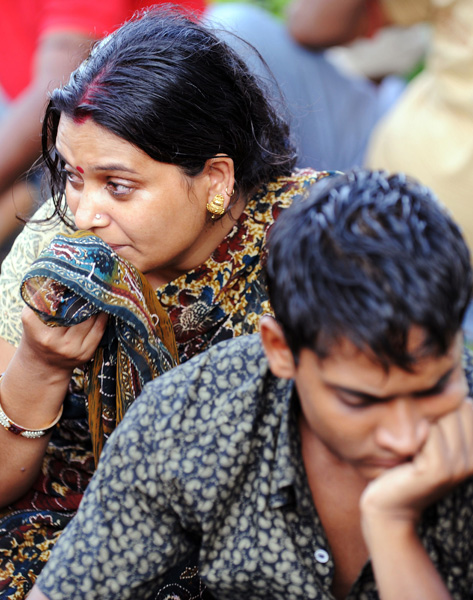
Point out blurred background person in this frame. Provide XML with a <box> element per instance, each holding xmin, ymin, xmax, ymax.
<box><xmin>364</xmin><ymin>0</ymin><xmax>473</xmax><ymax>253</ymax></box>
<box><xmin>206</xmin><ymin>0</ymin><xmax>391</xmax><ymax>172</ymax></box>
<box><xmin>285</xmin><ymin>0</ymin><xmax>472</xmax><ymax>251</ymax></box>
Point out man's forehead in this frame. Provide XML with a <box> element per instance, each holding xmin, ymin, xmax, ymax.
<box><xmin>318</xmin><ymin>327</ymin><xmax>461</xmax><ymax>366</ymax></box>
<box><xmin>310</xmin><ymin>329</ymin><xmax>463</xmax><ymax>397</ymax></box>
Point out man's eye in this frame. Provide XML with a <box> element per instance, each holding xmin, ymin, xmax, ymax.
<box><xmin>338</xmin><ymin>393</ymin><xmax>373</xmax><ymax>408</ymax></box>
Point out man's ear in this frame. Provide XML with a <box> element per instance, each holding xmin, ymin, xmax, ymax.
<box><xmin>204</xmin><ymin>155</ymin><xmax>235</xmax><ymax>210</ymax></box>
<box><xmin>260</xmin><ymin>315</ymin><xmax>297</xmax><ymax>379</ymax></box>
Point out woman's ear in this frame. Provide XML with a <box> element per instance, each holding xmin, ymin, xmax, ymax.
<box><xmin>204</xmin><ymin>154</ymin><xmax>235</xmax><ymax>210</ymax></box>
<box><xmin>260</xmin><ymin>315</ymin><xmax>297</xmax><ymax>379</ymax></box>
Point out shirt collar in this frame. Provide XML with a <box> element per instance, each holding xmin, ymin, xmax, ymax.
<box><xmin>269</xmin><ymin>379</ymin><xmax>303</xmax><ymax>509</ymax></box>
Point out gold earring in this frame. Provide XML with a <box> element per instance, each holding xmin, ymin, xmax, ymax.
<box><xmin>225</xmin><ymin>186</ymin><xmax>235</xmax><ymax>197</ymax></box>
<box><xmin>206</xmin><ymin>193</ymin><xmax>226</xmax><ymax>219</ymax></box>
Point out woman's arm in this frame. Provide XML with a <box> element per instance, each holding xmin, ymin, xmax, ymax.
<box><xmin>0</xmin><ymin>307</ymin><xmax>107</xmax><ymax>507</ymax></box>
<box><xmin>0</xmin><ymin>337</ymin><xmax>17</xmax><ymax>372</ymax></box>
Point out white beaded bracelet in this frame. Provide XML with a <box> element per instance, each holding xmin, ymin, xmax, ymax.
<box><xmin>0</xmin><ymin>374</ymin><xmax>63</xmax><ymax>438</ymax></box>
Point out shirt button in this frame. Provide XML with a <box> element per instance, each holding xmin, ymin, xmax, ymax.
<box><xmin>314</xmin><ymin>549</ymin><xmax>329</xmax><ymax>563</ymax></box>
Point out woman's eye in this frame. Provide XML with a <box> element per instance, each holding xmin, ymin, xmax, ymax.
<box><xmin>106</xmin><ymin>181</ymin><xmax>132</xmax><ymax>196</ymax></box>
<box><xmin>63</xmin><ymin>170</ymin><xmax>83</xmax><ymax>186</ymax></box>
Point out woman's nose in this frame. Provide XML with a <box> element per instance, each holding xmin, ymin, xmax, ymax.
<box><xmin>73</xmin><ymin>189</ymin><xmax>106</xmax><ymax>231</ymax></box>
<box><xmin>375</xmin><ymin>398</ymin><xmax>430</xmax><ymax>457</ymax></box>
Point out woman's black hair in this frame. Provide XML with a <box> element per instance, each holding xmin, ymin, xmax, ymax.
<box><xmin>41</xmin><ymin>5</ymin><xmax>297</xmax><ymax>225</ymax></box>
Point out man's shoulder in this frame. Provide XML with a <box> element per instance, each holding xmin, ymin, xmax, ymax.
<box><xmin>147</xmin><ymin>332</ymin><xmax>267</xmax><ymax>394</ymax></box>
<box><xmin>423</xmin><ymin>473</ymin><xmax>473</xmax><ymax>565</ymax></box>
<box><xmin>109</xmin><ymin>333</ymin><xmax>293</xmax><ymax>485</ymax></box>
<box><xmin>125</xmin><ymin>333</ymin><xmax>279</xmax><ymax>438</ymax></box>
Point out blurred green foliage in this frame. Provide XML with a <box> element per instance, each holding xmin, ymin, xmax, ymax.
<box><xmin>210</xmin><ymin>0</ymin><xmax>289</xmax><ymax>20</ymax></box>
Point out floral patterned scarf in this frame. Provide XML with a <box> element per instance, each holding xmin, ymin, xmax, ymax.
<box><xmin>20</xmin><ymin>230</ymin><xmax>179</xmax><ymax>462</ymax></box>
<box><xmin>18</xmin><ymin>169</ymin><xmax>333</xmax><ymax>462</ymax></box>
<box><xmin>157</xmin><ymin>169</ymin><xmax>335</xmax><ymax>360</ymax></box>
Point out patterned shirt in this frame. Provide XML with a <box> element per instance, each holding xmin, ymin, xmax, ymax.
<box><xmin>36</xmin><ymin>334</ymin><xmax>473</xmax><ymax>600</ymax></box>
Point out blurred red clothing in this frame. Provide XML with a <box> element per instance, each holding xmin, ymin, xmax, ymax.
<box><xmin>0</xmin><ymin>0</ymin><xmax>205</xmax><ymax>100</ymax></box>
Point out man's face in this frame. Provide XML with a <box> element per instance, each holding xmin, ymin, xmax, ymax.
<box><xmin>295</xmin><ymin>328</ymin><xmax>467</xmax><ymax>482</ymax></box>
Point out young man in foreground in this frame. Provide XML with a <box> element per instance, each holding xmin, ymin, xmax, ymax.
<box><xmin>29</xmin><ymin>169</ymin><xmax>473</xmax><ymax>599</ymax></box>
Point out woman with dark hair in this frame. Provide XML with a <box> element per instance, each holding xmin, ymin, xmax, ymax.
<box><xmin>0</xmin><ymin>7</ymin><xmax>334</xmax><ymax>598</ymax></box>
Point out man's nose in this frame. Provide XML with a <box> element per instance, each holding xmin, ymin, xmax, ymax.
<box><xmin>375</xmin><ymin>398</ymin><xmax>430</xmax><ymax>457</ymax></box>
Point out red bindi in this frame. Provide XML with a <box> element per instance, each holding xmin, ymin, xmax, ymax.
<box><xmin>76</xmin><ymin>166</ymin><xmax>84</xmax><ymax>174</ymax></box>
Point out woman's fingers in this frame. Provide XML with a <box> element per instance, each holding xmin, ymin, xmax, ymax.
<box><xmin>20</xmin><ymin>306</ymin><xmax>108</xmax><ymax>368</ymax></box>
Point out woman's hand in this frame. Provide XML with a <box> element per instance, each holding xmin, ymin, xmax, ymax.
<box><xmin>1</xmin><ymin>306</ymin><xmax>108</xmax><ymax>428</ymax></box>
<box><xmin>19</xmin><ymin>305</ymin><xmax>108</xmax><ymax>373</ymax></box>
<box><xmin>0</xmin><ymin>307</ymin><xmax>108</xmax><ymax>507</ymax></box>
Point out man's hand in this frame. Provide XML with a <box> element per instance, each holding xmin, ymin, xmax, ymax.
<box><xmin>359</xmin><ymin>399</ymin><xmax>473</xmax><ymax>600</ymax></box>
<box><xmin>361</xmin><ymin>398</ymin><xmax>473</xmax><ymax>526</ymax></box>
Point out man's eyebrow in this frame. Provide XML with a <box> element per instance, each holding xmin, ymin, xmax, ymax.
<box><xmin>329</xmin><ymin>366</ymin><xmax>456</xmax><ymax>404</ymax></box>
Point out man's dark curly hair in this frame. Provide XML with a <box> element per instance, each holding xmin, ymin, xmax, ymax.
<box><xmin>266</xmin><ymin>168</ymin><xmax>472</xmax><ymax>369</ymax></box>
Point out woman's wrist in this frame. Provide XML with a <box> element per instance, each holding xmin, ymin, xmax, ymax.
<box><xmin>0</xmin><ymin>379</ymin><xmax>63</xmax><ymax>438</ymax></box>
<box><xmin>16</xmin><ymin>334</ymin><xmax>76</xmax><ymax>381</ymax></box>
<box><xmin>0</xmin><ymin>348</ymin><xmax>72</xmax><ymax>429</ymax></box>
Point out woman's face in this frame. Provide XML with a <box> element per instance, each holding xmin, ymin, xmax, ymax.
<box><xmin>55</xmin><ymin>115</ymin><xmax>225</xmax><ymax>287</ymax></box>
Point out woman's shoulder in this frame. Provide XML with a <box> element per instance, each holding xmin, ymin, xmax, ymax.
<box><xmin>0</xmin><ymin>199</ymin><xmax>74</xmax><ymax>346</ymax></box>
<box><xmin>277</xmin><ymin>167</ymin><xmax>341</xmax><ymax>188</ymax></box>
<box><xmin>264</xmin><ymin>167</ymin><xmax>341</xmax><ymax>205</ymax></box>
<box><xmin>247</xmin><ymin>168</ymin><xmax>341</xmax><ymax>226</ymax></box>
